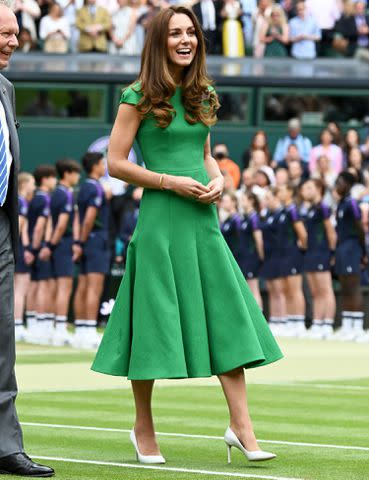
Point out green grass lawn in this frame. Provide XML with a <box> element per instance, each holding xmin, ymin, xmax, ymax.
<box><xmin>10</xmin><ymin>341</ymin><xmax>369</xmax><ymax>480</ymax></box>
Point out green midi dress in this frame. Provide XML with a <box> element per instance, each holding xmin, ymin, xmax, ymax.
<box><xmin>91</xmin><ymin>83</ymin><xmax>283</xmax><ymax>380</ymax></box>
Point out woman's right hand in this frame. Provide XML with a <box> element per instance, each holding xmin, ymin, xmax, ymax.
<box><xmin>164</xmin><ymin>174</ymin><xmax>211</xmax><ymax>200</ymax></box>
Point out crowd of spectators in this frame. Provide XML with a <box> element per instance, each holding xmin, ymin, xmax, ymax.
<box><xmin>12</xmin><ymin>0</ymin><xmax>369</xmax><ymax>59</ymax></box>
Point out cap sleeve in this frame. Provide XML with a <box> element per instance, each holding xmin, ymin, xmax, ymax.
<box><xmin>120</xmin><ymin>83</ymin><xmax>143</xmax><ymax>106</ymax></box>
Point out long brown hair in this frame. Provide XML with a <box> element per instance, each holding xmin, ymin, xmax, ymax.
<box><xmin>132</xmin><ymin>6</ymin><xmax>219</xmax><ymax>128</ymax></box>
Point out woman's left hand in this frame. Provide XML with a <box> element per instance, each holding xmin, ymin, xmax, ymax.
<box><xmin>197</xmin><ymin>176</ymin><xmax>224</xmax><ymax>204</ymax></box>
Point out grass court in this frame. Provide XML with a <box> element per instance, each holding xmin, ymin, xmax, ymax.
<box><xmin>12</xmin><ymin>338</ymin><xmax>369</xmax><ymax>480</ymax></box>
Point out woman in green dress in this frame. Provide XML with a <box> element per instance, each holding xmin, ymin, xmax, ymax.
<box><xmin>259</xmin><ymin>4</ymin><xmax>289</xmax><ymax>58</ymax></box>
<box><xmin>91</xmin><ymin>5</ymin><xmax>283</xmax><ymax>466</ymax></box>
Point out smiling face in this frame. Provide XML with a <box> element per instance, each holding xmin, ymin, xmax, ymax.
<box><xmin>167</xmin><ymin>13</ymin><xmax>198</xmax><ymax>73</ymax></box>
<box><xmin>0</xmin><ymin>6</ymin><xmax>19</xmax><ymax>70</ymax></box>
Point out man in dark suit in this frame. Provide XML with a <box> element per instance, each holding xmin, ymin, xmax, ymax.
<box><xmin>334</xmin><ymin>0</ymin><xmax>369</xmax><ymax>57</ymax></box>
<box><xmin>192</xmin><ymin>0</ymin><xmax>221</xmax><ymax>54</ymax></box>
<box><xmin>0</xmin><ymin>3</ymin><xmax>54</xmax><ymax>477</ymax></box>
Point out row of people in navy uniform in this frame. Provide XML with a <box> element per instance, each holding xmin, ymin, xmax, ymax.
<box><xmin>219</xmin><ymin>171</ymin><xmax>369</xmax><ymax>343</ymax></box>
<box><xmin>14</xmin><ymin>153</ymin><xmax>111</xmax><ymax>348</ymax></box>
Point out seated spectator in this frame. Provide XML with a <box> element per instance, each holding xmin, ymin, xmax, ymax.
<box><xmin>275</xmin><ymin>166</ymin><xmax>289</xmax><ymax>186</ymax></box>
<box><xmin>238</xmin><ymin>167</ymin><xmax>255</xmax><ymax>193</ymax></box>
<box><xmin>252</xmin><ymin>0</ymin><xmax>272</xmax><ymax>57</ymax></box>
<box><xmin>14</xmin><ymin>0</ymin><xmax>41</xmax><ymax>42</ymax></box>
<box><xmin>249</xmin><ymin>149</ymin><xmax>269</xmax><ymax>170</ymax></box>
<box><xmin>242</xmin><ymin>130</ymin><xmax>271</xmax><ymax>169</ymax></box>
<box><xmin>289</xmin><ymin>0</ymin><xmax>321</xmax><ymax>59</ymax></box>
<box><xmin>361</xmin><ymin>134</ymin><xmax>369</xmax><ymax>165</ymax></box>
<box><xmin>109</xmin><ymin>0</ymin><xmax>144</xmax><ymax>55</ymax></box>
<box><xmin>333</xmin><ymin>0</ymin><xmax>369</xmax><ymax>57</ymax></box>
<box><xmin>309</xmin><ymin>128</ymin><xmax>343</xmax><ymax>175</ymax></box>
<box><xmin>305</xmin><ymin>0</ymin><xmax>342</xmax><ymax>55</ymax></box>
<box><xmin>343</xmin><ymin>128</ymin><xmax>361</xmax><ymax>165</ymax></box>
<box><xmin>288</xmin><ymin>159</ymin><xmax>305</xmax><ymax>187</ymax></box>
<box><xmin>220</xmin><ymin>0</ymin><xmax>245</xmax><ymax>57</ymax></box>
<box><xmin>259</xmin><ymin>4</ymin><xmax>289</xmax><ymax>57</ymax></box>
<box><xmin>280</xmin><ymin>143</ymin><xmax>310</xmax><ymax>179</ymax></box>
<box><xmin>213</xmin><ymin>143</ymin><xmax>241</xmax><ymax>189</ymax></box>
<box><xmin>310</xmin><ymin>154</ymin><xmax>337</xmax><ymax>206</ymax></box>
<box><xmin>327</xmin><ymin>120</ymin><xmax>344</xmax><ymax>147</ymax></box>
<box><xmin>254</xmin><ymin>166</ymin><xmax>276</xmax><ymax>189</ymax></box>
<box><xmin>75</xmin><ymin>0</ymin><xmax>111</xmax><ymax>53</ymax></box>
<box><xmin>273</xmin><ymin>117</ymin><xmax>312</xmax><ymax>164</ymax></box>
<box><xmin>192</xmin><ymin>0</ymin><xmax>221</xmax><ymax>54</ymax></box>
<box><xmin>347</xmin><ymin>147</ymin><xmax>366</xmax><ymax>184</ymax></box>
<box><xmin>39</xmin><ymin>1</ymin><xmax>71</xmax><ymax>53</ymax></box>
<box><xmin>17</xmin><ymin>27</ymin><xmax>38</xmax><ymax>51</ymax></box>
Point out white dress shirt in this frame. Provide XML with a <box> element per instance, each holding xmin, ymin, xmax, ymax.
<box><xmin>0</xmin><ymin>100</ymin><xmax>13</xmax><ymax>188</ymax></box>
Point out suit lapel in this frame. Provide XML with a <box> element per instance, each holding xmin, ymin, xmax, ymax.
<box><xmin>0</xmin><ymin>80</ymin><xmax>20</xmax><ymax>170</ymax></box>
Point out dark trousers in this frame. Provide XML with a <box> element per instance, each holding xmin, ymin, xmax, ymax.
<box><xmin>0</xmin><ymin>209</ymin><xmax>24</xmax><ymax>458</ymax></box>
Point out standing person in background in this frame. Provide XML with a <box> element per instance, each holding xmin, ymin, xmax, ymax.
<box><xmin>14</xmin><ymin>0</ymin><xmax>41</xmax><ymax>41</ymax></box>
<box><xmin>260</xmin><ymin>189</ymin><xmax>288</xmax><ymax>335</ymax></box>
<box><xmin>273</xmin><ymin>118</ymin><xmax>312</xmax><ymax>165</ymax></box>
<box><xmin>57</xmin><ymin>0</ymin><xmax>84</xmax><ymax>53</ymax></box>
<box><xmin>289</xmin><ymin>0</ymin><xmax>321</xmax><ymax>60</ymax></box>
<box><xmin>305</xmin><ymin>0</ymin><xmax>342</xmax><ymax>55</ymax></box>
<box><xmin>24</xmin><ymin>165</ymin><xmax>57</xmax><ymax>345</ymax></box>
<box><xmin>213</xmin><ymin>143</ymin><xmax>241</xmax><ymax>189</ymax></box>
<box><xmin>219</xmin><ymin>191</ymin><xmax>242</xmax><ymax>259</ymax></box>
<box><xmin>109</xmin><ymin>0</ymin><xmax>143</xmax><ymax>55</ymax></box>
<box><xmin>299</xmin><ymin>179</ymin><xmax>337</xmax><ymax>339</ymax></box>
<box><xmin>343</xmin><ymin>128</ymin><xmax>361</xmax><ymax>166</ymax></box>
<box><xmin>14</xmin><ymin>172</ymin><xmax>35</xmax><ymax>342</ymax></box>
<box><xmin>238</xmin><ymin>0</ymin><xmax>256</xmax><ymax>50</ymax></box>
<box><xmin>192</xmin><ymin>0</ymin><xmax>221</xmax><ymax>54</ymax></box>
<box><xmin>39</xmin><ymin>1</ymin><xmax>71</xmax><ymax>52</ymax></box>
<box><xmin>72</xmin><ymin>152</ymin><xmax>110</xmax><ymax>349</ymax></box>
<box><xmin>275</xmin><ymin>184</ymin><xmax>308</xmax><ymax>337</ymax></box>
<box><xmin>239</xmin><ymin>191</ymin><xmax>264</xmax><ymax>308</ymax></box>
<box><xmin>96</xmin><ymin>0</ymin><xmax>118</xmax><ymax>14</ymax></box>
<box><xmin>259</xmin><ymin>4</ymin><xmax>289</xmax><ymax>57</ymax></box>
<box><xmin>334</xmin><ymin>171</ymin><xmax>369</xmax><ymax>342</ymax></box>
<box><xmin>75</xmin><ymin>0</ymin><xmax>111</xmax><ymax>53</ymax></box>
<box><xmin>220</xmin><ymin>0</ymin><xmax>245</xmax><ymax>57</ymax></box>
<box><xmin>49</xmin><ymin>159</ymin><xmax>81</xmax><ymax>346</ymax></box>
<box><xmin>252</xmin><ymin>0</ymin><xmax>272</xmax><ymax>57</ymax></box>
<box><xmin>0</xmin><ymin>4</ymin><xmax>54</xmax><ymax>475</ymax></box>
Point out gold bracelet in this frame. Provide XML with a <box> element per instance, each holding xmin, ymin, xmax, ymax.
<box><xmin>159</xmin><ymin>173</ymin><xmax>165</xmax><ymax>190</ymax></box>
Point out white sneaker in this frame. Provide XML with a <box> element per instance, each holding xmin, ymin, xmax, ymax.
<box><xmin>356</xmin><ymin>331</ymin><xmax>369</xmax><ymax>343</ymax></box>
<box><xmin>70</xmin><ymin>330</ymin><xmax>102</xmax><ymax>349</ymax></box>
<box><xmin>333</xmin><ymin>329</ymin><xmax>357</xmax><ymax>342</ymax></box>
<box><xmin>15</xmin><ymin>325</ymin><xmax>26</xmax><ymax>342</ymax></box>
<box><xmin>24</xmin><ymin>325</ymin><xmax>43</xmax><ymax>344</ymax></box>
<box><xmin>305</xmin><ymin>325</ymin><xmax>325</xmax><ymax>340</ymax></box>
<box><xmin>52</xmin><ymin>330</ymin><xmax>73</xmax><ymax>347</ymax></box>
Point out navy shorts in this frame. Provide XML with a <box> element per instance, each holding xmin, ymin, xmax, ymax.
<box><xmin>279</xmin><ymin>248</ymin><xmax>304</xmax><ymax>277</ymax></box>
<box><xmin>31</xmin><ymin>257</ymin><xmax>52</xmax><ymax>282</ymax></box>
<box><xmin>52</xmin><ymin>236</ymin><xmax>74</xmax><ymax>278</ymax></box>
<box><xmin>15</xmin><ymin>241</ymin><xmax>30</xmax><ymax>274</ymax></box>
<box><xmin>239</xmin><ymin>256</ymin><xmax>261</xmax><ymax>279</ymax></box>
<box><xmin>260</xmin><ymin>253</ymin><xmax>281</xmax><ymax>280</ymax></box>
<box><xmin>79</xmin><ymin>231</ymin><xmax>110</xmax><ymax>275</ymax></box>
<box><xmin>335</xmin><ymin>240</ymin><xmax>362</xmax><ymax>276</ymax></box>
<box><xmin>304</xmin><ymin>249</ymin><xmax>330</xmax><ymax>273</ymax></box>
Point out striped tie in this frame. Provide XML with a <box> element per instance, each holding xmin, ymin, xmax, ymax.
<box><xmin>0</xmin><ymin>121</ymin><xmax>8</xmax><ymax>207</ymax></box>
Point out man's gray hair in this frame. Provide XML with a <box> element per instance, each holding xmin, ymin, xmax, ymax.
<box><xmin>0</xmin><ymin>0</ymin><xmax>14</xmax><ymax>9</ymax></box>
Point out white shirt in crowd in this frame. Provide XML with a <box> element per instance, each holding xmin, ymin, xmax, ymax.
<box><xmin>305</xmin><ymin>0</ymin><xmax>342</xmax><ymax>30</ymax></box>
<box><xmin>96</xmin><ymin>0</ymin><xmax>119</xmax><ymax>14</ymax></box>
<box><xmin>17</xmin><ymin>0</ymin><xmax>41</xmax><ymax>41</ymax></box>
<box><xmin>201</xmin><ymin>0</ymin><xmax>216</xmax><ymax>31</ymax></box>
<box><xmin>39</xmin><ymin>15</ymin><xmax>71</xmax><ymax>40</ymax></box>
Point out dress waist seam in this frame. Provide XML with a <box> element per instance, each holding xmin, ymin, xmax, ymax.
<box><xmin>147</xmin><ymin>166</ymin><xmax>206</xmax><ymax>174</ymax></box>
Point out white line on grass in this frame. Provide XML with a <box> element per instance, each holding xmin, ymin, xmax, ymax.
<box><xmin>22</xmin><ymin>422</ymin><xmax>369</xmax><ymax>452</ymax></box>
<box><xmin>19</xmin><ymin>382</ymin><xmax>369</xmax><ymax>394</ymax></box>
<box><xmin>30</xmin><ymin>455</ymin><xmax>304</xmax><ymax>480</ymax></box>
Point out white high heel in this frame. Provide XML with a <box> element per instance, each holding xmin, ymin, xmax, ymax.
<box><xmin>129</xmin><ymin>429</ymin><xmax>166</xmax><ymax>464</ymax></box>
<box><xmin>224</xmin><ymin>426</ymin><xmax>276</xmax><ymax>463</ymax></box>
